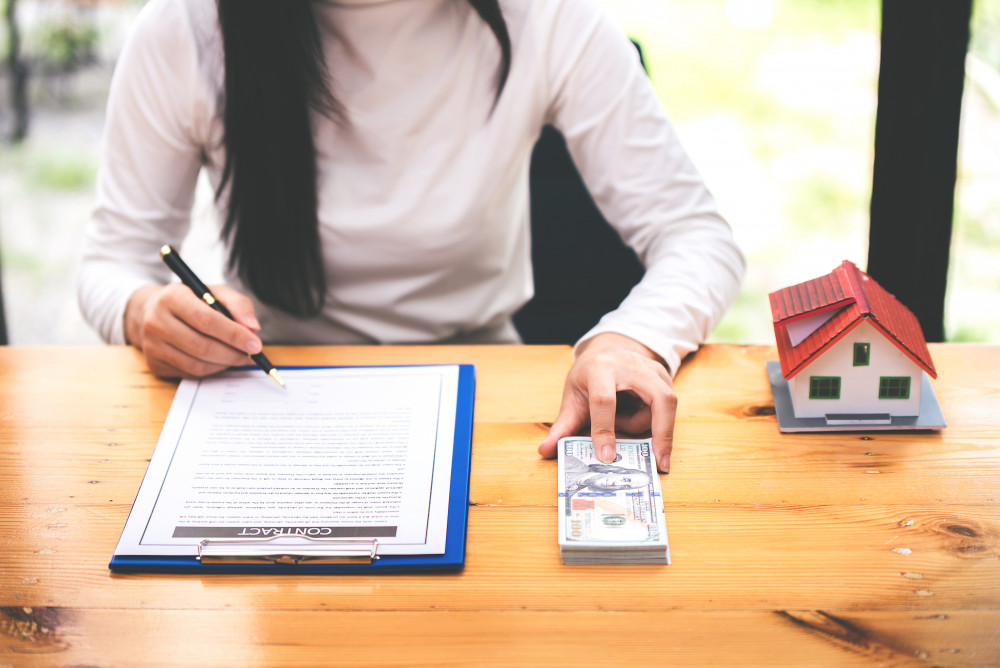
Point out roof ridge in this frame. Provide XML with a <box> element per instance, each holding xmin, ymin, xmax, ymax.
<box><xmin>771</xmin><ymin>260</ymin><xmax>936</xmax><ymax>380</ymax></box>
<box><xmin>839</xmin><ymin>260</ymin><xmax>871</xmax><ymax>315</ymax></box>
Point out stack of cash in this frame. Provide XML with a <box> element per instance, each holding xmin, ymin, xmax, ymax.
<box><xmin>557</xmin><ymin>437</ymin><xmax>670</xmax><ymax>565</ymax></box>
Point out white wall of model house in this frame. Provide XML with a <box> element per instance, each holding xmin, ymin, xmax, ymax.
<box><xmin>787</xmin><ymin>320</ymin><xmax>923</xmax><ymax>418</ymax></box>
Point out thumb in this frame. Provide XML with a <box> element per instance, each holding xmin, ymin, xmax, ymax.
<box><xmin>538</xmin><ymin>398</ymin><xmax>588</xmax><ymax>459</ymax></box>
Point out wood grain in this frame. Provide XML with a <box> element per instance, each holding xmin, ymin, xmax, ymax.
<box><xmin>1</xmin><ymin>344</ymin><xmax>998</xmax><ymax>666</ymax></box>
<box><xmin>2</xmin><ymin>504</ymin><xmax>998</xmax><ymax>611</ymax></box>
<box><xmin>3</xmin><ymin>609</ymin><xmax>997</xmax><ymax>667</ymax></box>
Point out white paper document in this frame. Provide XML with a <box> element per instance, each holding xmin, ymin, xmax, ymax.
<box><xmin>114</xmin><ymin>365</ymin><xmax>461</xmax><ymax>558</ymax></box>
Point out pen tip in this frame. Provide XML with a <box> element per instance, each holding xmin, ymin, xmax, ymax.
<box><xmin>269</xmin><ymin>368</ymin><xmax>285</xmax><ymax>387</ymax></box>
<box><xmin>159</xmin><ymin>244</ymin><xmax>172</xmax><ymax>258</ymax></box>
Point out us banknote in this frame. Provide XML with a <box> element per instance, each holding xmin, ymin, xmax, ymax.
<box><xmin>557</xmin><ymin>437</ymin><xmax>670</xmax><ymax>564</ymax></box>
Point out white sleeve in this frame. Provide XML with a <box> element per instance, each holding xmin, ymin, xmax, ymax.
<box><xmin>542</xmin><ymin>0</ymin><xmax>745</xmax><ymax>375</ymax></box>
<box><xmin>78</xmin><ymin>0</ymin><xmax>206</xmax><ymax>344</ymax></box>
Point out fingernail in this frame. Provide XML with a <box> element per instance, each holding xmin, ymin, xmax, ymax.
<box><xmin>246</xmin><ymin>316</ymin><xmax>261</xmax><ymax>331</ymax></box>
<box><xmin>601</xmin><ymin>445</ymin><xmax>615</xmax><ymax>463</ymax></box>
<box><xmin>245</xmin><ymin>339</ymin><xmax>262</xmax><ymax>355</ymax></box>
<box><xmin>659</xmin><ymin>454</ymin><xmax>671</xmax><ymax>472</ymax></box>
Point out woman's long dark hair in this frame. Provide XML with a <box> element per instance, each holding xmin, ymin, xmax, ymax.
<box><xmin>216</xmin><ymin>0</ymin><xmax>511</xmax><ymax>318</ymax></box>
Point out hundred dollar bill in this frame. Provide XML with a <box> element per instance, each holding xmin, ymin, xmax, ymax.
<box><xmin>557</xmin><ymin>437</ymin><xmax>669</xmax><ymax>564</ymax></box>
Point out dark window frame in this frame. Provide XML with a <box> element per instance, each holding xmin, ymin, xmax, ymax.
<box><xmin>809</xmin><ymin>376</ymin><xmax>842</xmax><ymax>400</ymax></box>
<box><xmin>879</xmin><ymin>376</ymin><xmax>912</xmax><ymax>399</ymax></box>
<box><xmin>853</xmin><ymin>343</ymin><xmax>871</xmax><ymax>366</ymax></box>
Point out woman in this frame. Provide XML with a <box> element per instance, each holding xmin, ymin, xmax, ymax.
<box><xmin>78</xmin><ymin>0</ymin><xmax>744</xmax><ymax>473</ymax></box>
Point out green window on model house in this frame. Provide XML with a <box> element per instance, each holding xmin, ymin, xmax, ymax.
<box><xmin>809</xmin><ymin>376</ymin><xmax>841</xmax><ymax>399</ymax></box>
<box><xmin>854</xmin><ymin>342</ymin><xmax>870</xmax><ymax>366</ymax></box>
<box><xmin>879</xmin><ymin>376</ymin><xmax>911</xmax><ymax>399</ymax></box>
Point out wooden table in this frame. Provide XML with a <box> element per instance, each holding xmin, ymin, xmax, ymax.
<box><xmin>2</xmin><ymin>344</ymin><xmax>998</xmax><ymax>666</ymax></box>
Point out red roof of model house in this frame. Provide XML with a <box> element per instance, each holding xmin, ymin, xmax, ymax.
<box><xmin>769</xmin><ymin>260</ymin><xmax>936</xmax><ymax>380</ymax></box>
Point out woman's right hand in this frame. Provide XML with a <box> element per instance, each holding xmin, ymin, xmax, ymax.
<box><xmin>124</xmin><ymin>283</ymin><xmax>264</xmax><ymax>379</ymax></box>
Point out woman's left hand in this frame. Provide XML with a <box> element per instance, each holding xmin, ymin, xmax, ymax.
<box><xmin>537</xmin><ymin>332</ymin><xmax>677</xmax><ymax>473</ymax></box>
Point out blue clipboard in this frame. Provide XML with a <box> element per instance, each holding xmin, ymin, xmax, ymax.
<box><xmin>109</xmin><ymin>364</ymin><xmax>475</xmax><ymax>574</ymax></box>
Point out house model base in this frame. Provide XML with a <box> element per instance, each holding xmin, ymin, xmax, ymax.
<box><xmin>767</xmin><ymin>361</ymin><xmax>946</xmax><ymax>433</ymax></box>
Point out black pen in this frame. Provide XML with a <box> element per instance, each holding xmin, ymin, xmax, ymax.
<box><xmin>159</xmin><ymin>244</ymin><xmax>284</xmax><ymax>387</ymax></box>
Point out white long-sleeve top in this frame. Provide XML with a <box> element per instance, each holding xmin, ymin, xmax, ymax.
<box><xmin>79</xmin><ymin>0</ymin><xmax>744</xmax><ymax>375</ymax></box>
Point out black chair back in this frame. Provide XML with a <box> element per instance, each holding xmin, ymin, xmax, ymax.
<box><xmin>513</xmin><ymin>41</ymin><xmax>648</xmax><ymax>345</ymax></box>
<box><xmin>514</xmin><ymin>126</ymin><xmax>645</xmax><ymax>344</ymax></box>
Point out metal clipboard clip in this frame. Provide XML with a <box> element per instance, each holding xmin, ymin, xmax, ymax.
<box><xmin>197</xmin><ymin>536</ymin><xmax>380</xmax><ymax>565</ymax></box>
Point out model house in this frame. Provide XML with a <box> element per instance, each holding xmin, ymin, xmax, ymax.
<box><xmin>769</xmin><ymin>260</ymin><xmax>937</xmax><ymax>425</ymax></box>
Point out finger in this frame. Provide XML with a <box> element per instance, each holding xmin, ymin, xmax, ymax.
<box><xmin>146</xmin><ymin>345</ymin><xmax>231</xmax><ymax>380</ymax></box>
<box><xmin>604</xmin><ymin>360</ymin><xmax>675</xmax><ymax>472</ymax></box>
<box><xmin>167</xmin><ymin>289</ymin><xmax>262</xmax><ymax>359</ymax></box>
<box><xmin>538</xmin><ymin>389</ymin><xmax>589</xmax><ymax>459</ymax></box>
<box><xmin>587</xmin><ymin>371</ymin><xmax>618</xmax><ymax>464</ymax></box>
<box><xmin>211</xmin><ymin>284</ymin><xmax>261</xmax><ymax>331</ymax></box>
<box><xmin>650</xmin><ymin>388</ymin><xmax>678</xmax><ymax>473</ymax></box>
<box><xmin>143</xmin><ymin>336</ymin><xmax>232</xmax><ymax>379</ymax></box>
<box><xmin>144</xmin><ymin>356</ymin><xmax>185</xmax><ymax>380</ymax></box>
<box><xmin>142</xmin><ymin>314</ymin><xmax>245</xmax><ymax>377</ymax></box>
<box><xmin>145</xmin><ymin>288</ymin><xmax>254</xmax><ymax>367</ymax></box>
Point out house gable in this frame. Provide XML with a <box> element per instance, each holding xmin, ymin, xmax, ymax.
<box><xmin>769</xmin><ymin>261</ymin><xmax>936</xmax><ymax>381</ymax></box>
<box><xmin>786</xmin><ymin>320</ymin><xmax>924</xmax><ymax>418</ymax></box>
